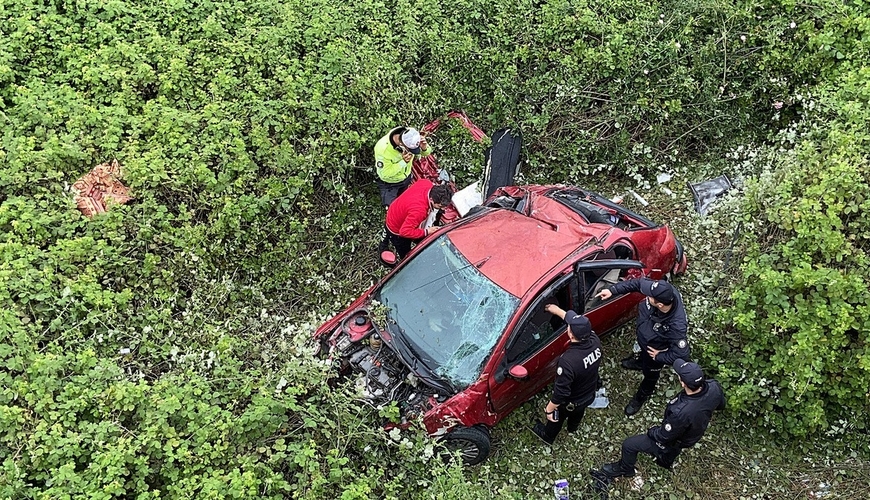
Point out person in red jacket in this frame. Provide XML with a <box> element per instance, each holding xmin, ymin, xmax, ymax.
<box><xmin>385</xmin><ymin>180</ymin><xmax>453</xmax><ymax>260</ymax></box>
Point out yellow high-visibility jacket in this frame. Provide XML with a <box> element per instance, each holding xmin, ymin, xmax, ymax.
<box><xmin>373</xmin><ymin>127</ymin><xmax>433</xmax><ymax>183</ymax></box>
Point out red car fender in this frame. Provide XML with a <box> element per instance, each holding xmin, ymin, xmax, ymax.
<box><xmin>313</xmin><ymin>286</ymin><xmax>378</xmax><ymax>339</ymax></box>
<box><xmin>422</xmin><ymin>378</ymin><xmax>495</xmax><ymax>436</ymax></box>
<box><xmin>652</xmin><ymin>227</ymin><xmax>688</xmax><ymax>276</ymax></box>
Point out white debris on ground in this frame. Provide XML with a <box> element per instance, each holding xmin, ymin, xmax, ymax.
<box><xmin>657</xmin><ymin>172</ymin><xmax>675</xmax><ymax>197</ymax></box>
<box><xmin>628</xmin><ymin>189</ymin><xmax>649</xmax><ymax>206</ymax></box>
<box><xmin>588</xmin><ymin>388</ymin><xmax>609</xmax><ymax>409</ymax></box>
<box><xmin>630</xmin><ymin>474</ymin><xmax>644</xmax><ymax>491</ymax></box>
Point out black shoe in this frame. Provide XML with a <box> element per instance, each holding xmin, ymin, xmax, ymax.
<box><xmin>601</xmin><ymin>462</ymin><xmax>636</xmax><ymax>478</ymax></box>
<box><xmin>589</xmin><ymin>468</ymin><xmax>613</xmax><ymax>497</ymax></box>
<box><xmin>654</xmin><ymin>457</ymin><xmax>674</xmax><ymax>470</ymax></box>
<box><xmin>531</xmin><ymin>422</ymin><xmax>554</xmax><ymax>445</ymax></box>
<box><xmin>620</xmin><ymin>354</ymin><xmax>642</xmax><ymax>371</ymax></box>
<box><xmin>624</xmin><ymin>397</ymin><xmax>645</xmax><ymax>416</ymax></box>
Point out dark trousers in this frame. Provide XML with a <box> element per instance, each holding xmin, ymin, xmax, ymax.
<box><xmin>542</xmin><ymin>402</ymin><xmax>588</xmax><ymax>442</ymax></box>
<box><xmin>637</xmin><ymin>345</ymin><xmax>664</xmax><ymax>399</ymax></box>
<box><xmin>386</xmin><ymin>224</ymin><xmax>419</xmax><ymax>260</ymax></box>
<box><xmin>618</xmin><ymin>434</ymin><xmax>682</xmax><ymax>471</ymax></box>
<box><xmin>377</xmin><ymin>176</ymin><xmax>412</xmax><ymax>207</ymax></box>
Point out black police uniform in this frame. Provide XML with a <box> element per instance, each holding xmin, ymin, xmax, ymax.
<box><xmin>607</xmin><ymin>278</ymin><xmax>689</xmax><ymax>406</ymax></box>
<box><xmin>536</xmin><ymin>311</ymin><xmax>602</xmax><ymax>444</ymax></box>
<box><xmin>613</xmin><ymin>379</ymin><xmax>725</xmax><ymax>474</ymax></box>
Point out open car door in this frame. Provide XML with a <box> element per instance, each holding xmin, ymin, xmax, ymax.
<box><xmin>573</xmin><ymin>259</ymin><xmax>646</xmax><ymax>335</ymax></box>
<box><xmin>413</xmin><ymin>112</ymin><xmax>522</xmax><ymax>223</ymax></box>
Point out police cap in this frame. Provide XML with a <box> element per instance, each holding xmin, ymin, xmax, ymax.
<box><xmin>673</xmin><ymin>358</ymin><xmax>704</xmax><ymax>390</ymax></box>
<box><xmin>641</xmin><ymin>279</ymin><xmax>675</xmax><ymax>305</ymax></box>
<box><xmin>565</xmin><ymin>311</ymin><xmax>592</xmax><ymax>339</ymax></box>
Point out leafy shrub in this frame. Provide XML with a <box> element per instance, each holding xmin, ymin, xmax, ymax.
<box><xmin>720</xmin><ymin>62</ymin><xmax>870</xmax><ymax>436</ymax></box>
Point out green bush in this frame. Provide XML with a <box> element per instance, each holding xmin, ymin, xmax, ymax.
<box><xmin>1</xmin><ymin>309</ymin><xmax>482</xmax><ymax>498</ymax></box>
<box><xmin>721</xmin><ymin>60</ymin><xmax>870</xmax><ymax>436</ymax></box>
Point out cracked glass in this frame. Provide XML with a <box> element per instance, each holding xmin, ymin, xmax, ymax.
<box><xmin>378</xmin><ymin>235</ymin><xmax>520</xmax><ymax>390</ymax></box>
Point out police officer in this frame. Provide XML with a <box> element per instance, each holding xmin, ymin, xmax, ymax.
<box><xmin>596</xmin><ymin>359</ymin><xmax>725</xmax><ymax>479</ymax></box>
<box><xmin>596</xmin><ymin>278</ymin><xmax>689</xmax><ymax>416</ymax></box>
<box><xmin>531</xmin><ymin>304</ymin><xmax>602</xmax><ymax>445</ymax></box>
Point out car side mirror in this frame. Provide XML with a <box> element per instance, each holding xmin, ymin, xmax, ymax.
<box><xmin>508</xmin><ymin>365</ymin><xmax>529</xmax><ymax>381</ymax></box>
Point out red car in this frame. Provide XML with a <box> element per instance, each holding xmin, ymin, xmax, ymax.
<box><xmin>314</xmin><ymin>184</ymin><xmax>687</xmax><ymax>464</ymax></box>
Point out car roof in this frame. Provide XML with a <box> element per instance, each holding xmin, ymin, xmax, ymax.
<box><xmin>446</xmin><ymin>194</ymin><xmax>612</xmax><ymax>297</ymax></box>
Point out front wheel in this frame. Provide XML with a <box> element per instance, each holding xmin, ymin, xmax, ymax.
<box><xmin>442</xmin><ymin>426</ymin><xmax>491</xmax><ymax>465</ymax></box>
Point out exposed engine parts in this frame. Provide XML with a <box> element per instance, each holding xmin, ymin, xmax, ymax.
<box><xmin>327</xmin><ymin>313</ymin><xmax>434</xmax><ymax>422</ymax></box>
<box><xmin>348</xmin><ymin>344</ymin><xmax>405</xmax><ymax>401</ymax></box>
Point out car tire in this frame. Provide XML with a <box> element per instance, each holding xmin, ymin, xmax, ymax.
<box><xmin>443</xmin><ymin>426</ymin><xmax>491</xmax><ymax>465</ymax></box>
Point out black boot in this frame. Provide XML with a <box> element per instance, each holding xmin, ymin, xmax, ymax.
<box><xmin>531</xmin><ymin>421</ymin><xmax>554</xmax><ymax>445</ymax></box>
<box><xmin>624</xmin><ymin>392</ymin><xmax>649</xmax><ymax>416</ymax></box>
<box><xmin>601</xmin><ymin>462</ymin><xmax>636</xmax><ymax>478</ymax></box>
<box><xmin>620</xmin><ymin>352</ymin><xmax>642</xmax><ymax>371</ymax></box>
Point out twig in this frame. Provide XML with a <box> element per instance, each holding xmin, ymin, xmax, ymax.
<box><xmin>721</xmin><ymin>18</ymin><xmax>729</xmax><ymax>88</ymax></box>
<box><xmin>664</xmin><ymin>115</ymin><xmax>724</xmax><ymax>151</ymax></box>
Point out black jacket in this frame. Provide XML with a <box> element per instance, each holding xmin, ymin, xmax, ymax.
<box><xmin>648</xmin><ymin>379</ymin><xmax>726</xmax><ymax>448</ymax></box>
<box><xmin>550</xmin><ymin>334</ymin><xmax>602</xmax><ymax>406</ymax></box>
<box><xmin>608</xmin><ymin>278</ymin><xmax>689</xmax><ymax>364</ymax></box>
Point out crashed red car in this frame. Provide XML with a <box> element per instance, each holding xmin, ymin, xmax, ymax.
<box><xmin>315</xmin><ymin>185</ymin><xmax>687</xmax><ymax>464</ymax></box>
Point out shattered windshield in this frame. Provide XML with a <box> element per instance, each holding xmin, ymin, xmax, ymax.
<box><xmin>377</xmin><ymin>235</ymin><xmax>520</xmax><ymax>390</ymax></box>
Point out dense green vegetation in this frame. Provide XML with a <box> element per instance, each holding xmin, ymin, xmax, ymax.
<box><xmin>1</xmin><ymin>0</ymin><xmax>867</xmax><ymax>497</ymax></box>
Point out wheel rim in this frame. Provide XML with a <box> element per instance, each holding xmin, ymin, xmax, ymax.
<box><xmin>446</xmin><ymin>438</ymin><xmax>480</xmax><ymax>461</ymax></box>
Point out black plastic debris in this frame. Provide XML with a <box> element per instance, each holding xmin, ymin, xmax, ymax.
<box><xmin>688</xmin><ymin>175</ymin><xmax>733</xmax><ymax>215</ymax></box>
<box><xmin>482</xmin><ymin>128</ymin><xmax>522</xmax><ymax>199</ymax></box>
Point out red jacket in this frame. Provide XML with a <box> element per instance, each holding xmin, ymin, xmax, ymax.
<box><xmin>386</xmin><ymin>180</ymin><xmax>433</xmax><ymax>239</ymax></box>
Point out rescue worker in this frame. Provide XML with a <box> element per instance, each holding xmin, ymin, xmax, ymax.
<box><xmin>531</xmin><ymin>304</ymin><xmax>602</xmax><ymax>445</ymax></box>
<box><xmin>385</xmin><ymin>179</ymin><xmax>452</xmax><ymax>260</ymax></box>
<box><xmin>596</xmin><ymin>278</ymin><xmax>689</xmax><ymax>416</ymax></box>
<box><xmin>373</xmin><ymin>126</ymin><xmax>433</xmax><ymax>206</ymax></box>
<box><xmin>595</xmin><ymin>359</ymin><xmax>725</xmax><ymax>479</ymax></box>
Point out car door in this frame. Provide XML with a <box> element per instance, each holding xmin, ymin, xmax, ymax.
<box><xmin>574</xmin><ymin>259</ymin><xmax>646</xmax><ymax>334</ymax></box>
<box><xmin>487</xmin><ymin>274</ymin><xmax>577</xmax><ymax>415</ymax></box>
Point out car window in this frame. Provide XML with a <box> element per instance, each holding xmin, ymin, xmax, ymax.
<box><xmin>581</xmin><ymin>244</ymin><xmax>636</xmax><ymax>311</ymax></box>
<box><xmin>377</xmin><ymin>235</ymin><xmax>520</xmax><ymax>390</ymax></box>
<box><xmin>549</xmin><ymin>189</ymin><xmax>619</xmax><ymax>225</ymax></box>
<box><xmin>506</xmin><ymin>277</ymin><xmax>572</xmax><ymax>363</ymax></box>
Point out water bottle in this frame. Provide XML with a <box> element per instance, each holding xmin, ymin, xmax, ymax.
<box><xmin>553</xmin><ymin>479</ymin><xmax>569</xmax><ymax>500</ymax></box>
